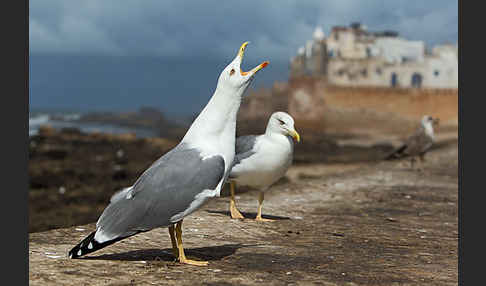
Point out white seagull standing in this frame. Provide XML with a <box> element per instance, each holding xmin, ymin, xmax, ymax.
<box><xmin>68</xmin><ymin>42</ymin><xmax>269</xmax><ymax>266</ymax></box>
<box><xmin>227</xmin><ymin>112</ymin><xmax>300</xmax><ymax>221</ymax></box>
<box><xmin>385</xmin><ymin>115</ymin><xmax>440</xmax><ymax>169</ymax></box>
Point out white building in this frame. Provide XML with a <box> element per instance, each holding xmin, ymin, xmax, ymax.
<box><xmin>327</xmin><ymin>54</ymin><xmax>458</xmax><ymax>89</ymax></box>
<box><xmin>373</xmin><ymin>37</ymin><xmax>425</xmax><ymax>63</ymax></box>
<box><xmin>290</xmin><ymin>23</ymin><xmax>458</xmax><ymax>89</ymax></box>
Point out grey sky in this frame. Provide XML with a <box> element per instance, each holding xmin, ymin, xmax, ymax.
<box><xmin>29</xmin><ymin>1</ymin><xmax>458</xmax><ymax>115</ymax></box>
<box><xmin>30</xmin><ymin>1</ymin><xmax>458</xmax><ymax>60</ymax></box>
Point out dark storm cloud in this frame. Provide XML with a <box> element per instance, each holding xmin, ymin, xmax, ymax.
<box><xmin>30</xmin><ymin>0</ymin><xmax>457</xmax><ymax>60</ymax></box>
<box><xmin>29</xmin><ymin>1</ymin><xmax>457</xmax><ymax>115</ymax></box>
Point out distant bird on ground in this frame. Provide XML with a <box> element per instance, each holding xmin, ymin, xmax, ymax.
<box><xmin>227</xmin><ymin>112</ymin><xmax>300</xmax><ymax>221</ymax></box>
<box><xmin>68</xmin><ymin>42</ymin><xmax>269</xmax><ymax>266</ymax></box>
<box><xmin>385</xmin><ymin>115</ymin><xmax>440</xmax><ymax>169</ymax></box>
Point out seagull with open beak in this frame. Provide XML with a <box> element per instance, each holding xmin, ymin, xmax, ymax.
<box><xmin>68</xmin><ymin>42</ymin><xmax>269</xmax><ymax>266</ymax></box>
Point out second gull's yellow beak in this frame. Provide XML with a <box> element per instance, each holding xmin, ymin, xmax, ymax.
<box><xmin>288</xmin><ymin>129</ymin><xmax>301</xmax><ymax>143</ymax></box>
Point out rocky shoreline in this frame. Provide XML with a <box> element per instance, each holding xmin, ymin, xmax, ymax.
<box><xmin>29</xmin><ymin>126</ymin><xmax>178</xmax><ymax>232</ymax></box>
<box><xmin>28</xmin><ymin>121</ymin><xmax>456</xmax><ymax>233</ymax></box>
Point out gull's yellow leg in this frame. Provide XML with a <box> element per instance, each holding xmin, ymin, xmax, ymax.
<box><xmin>418</xmin><ymin>154</ymin><xmax>426</xmax><ymax>172</ymax></box>
<box><xmin>255</xmin><ymin>192</ymin><xmax>275</xmax><ymax>222</ymax></box>
<box><xmin>229</xmin><ymin>181</ymin><xmax>244</xmax><ymax>219</ymax></box>
<box><xmin>175</xmin><ymin>220</ymin><xmax>208</xmax><ymax>266</ymax></box>
<box><xmin>410</xmin><ymin>157</ymin><xmax>416</xmax><ymax>169</ymax></box>
<box><xmin>168</xmin><ymin>225</ymin><xmax>179</xmax><ymax>258</ymax></box>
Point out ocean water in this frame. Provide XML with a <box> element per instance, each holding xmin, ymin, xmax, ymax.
<box><xmin>28</xmin><ymin>112</ymin><xmax>158</xmax><ymax>138</ymax></box>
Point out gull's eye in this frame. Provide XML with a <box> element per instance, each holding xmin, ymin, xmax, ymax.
<box><xmin>230</xmin><ymin>69</ymin><xmax>235</xmax><ymax>76</ymax></box>
<box><xmin>278</xmin><ymin>119</ymin><xmax>285</xmax><ymax>125</ymax></box>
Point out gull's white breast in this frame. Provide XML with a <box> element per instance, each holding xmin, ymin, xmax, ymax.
<box><xmin>232</xmin><ymin>135</ymin><xmax>293</xmax><ymax>190</ymax></box>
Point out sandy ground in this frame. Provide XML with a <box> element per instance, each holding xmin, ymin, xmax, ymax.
<box><xmin>29</xmin><ymin>137</ymin><xmax>458</xmax><ymax>285</ymax></box>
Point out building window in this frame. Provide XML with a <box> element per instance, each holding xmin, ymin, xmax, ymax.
<box><xmin>411</xmin><ymin>73</ymin><xmax>423</xmax><ymax>88</ymax></box>
<box><xmin>390</xmin><ymin>73</ymin><xmax>398</xmax><ymax>87</ymax></box>
<box><xmin>376</xmin><ymin>67</ymin><xmax>382</xmax><ymax>75</ymax></box>
<box><xmin>328</xmin><ymin>50</ymin><xmax>334</xmax><ymax>58</ymax></box>
<box><xmin>434</xmin><ymin>70</ymin><xmax>440</xmax><ymax>76</ymax></box>
<box><xmin>366</xmin><ymin>47</ymin><xmax>372</xmax><ymax>58</ymax></box>
<box><xmin>361</xmin><ymin>68</ymin><xmax>367</xmax><ymax>77</ymax></box>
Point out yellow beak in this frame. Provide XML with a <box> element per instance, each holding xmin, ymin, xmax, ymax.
<box><xmin>237</xmin><ymin>41</ymin><xmax>269</xmax><ymax>76</ymax></box>
<box><xmin>288</xmin><ymin>129</ymin><xmax>301</xmax><ymax>143</ymax></box>
<box><xmin>237</xmin><ymin>41</ymin><xmax>249</xmax><ymax>60</ymax></box>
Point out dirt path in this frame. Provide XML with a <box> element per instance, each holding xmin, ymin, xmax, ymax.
<box><xmin>29</xmin><ymin>141</ymin><xmax>458</xmax><ymax>285</ymax></box>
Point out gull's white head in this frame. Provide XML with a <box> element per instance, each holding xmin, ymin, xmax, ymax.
<box><xmin>266</xmin><ymin>111</ymin><xmax>301</xmax><ymax>143</ymax></box>
<box><xmin>421</xmin><ymin>115</ymin><xmax>440</xmax><ymax>128</ymax></box>
<box><xmin>216</xmin><ymin>42</ymin><xmax>269</xmax><ymax>96</ymax></box>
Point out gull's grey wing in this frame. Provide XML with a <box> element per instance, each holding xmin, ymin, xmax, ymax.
<box><xmin>235</xmin><ymin>135</ymin><xmax>258</xmax><ymax>155</ymax></box>
<box><xmin>386</xmin><ymin>127</ymin><xmax>433</xmax><ymax>159</ymax></box>
<box><xmin>95</xmin><ymin>143</ymin><xmax>225</xmax><ymax>241</ymax></box>
<box><xmin>401</xmin><ymin>127</ymin><xmax>433</xmax><ymax>156</ymax></box>
<box><xmin>230</xmin><ymin>135</ymin><xmax>259</xmax><ymax>172</ymax></box>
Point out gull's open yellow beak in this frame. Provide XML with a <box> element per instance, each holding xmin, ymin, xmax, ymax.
<box><xmin>237</xmin><ymin>41</ymin><xmax>269</xmax><ymax>76</ymax></box>
<box><xmin>288</xmin><ymin>129</ymin><xmax>301</xmax><ymax>143</ymax></box>
<box><xmin>243</xmin><ymin>61</ymin><xmax>269</xmax><ymax>76</ymax></box>
<box><xmin>237</xmin><ymin>41</ymin><xmax>249</xmax><ymax>60</ymax></box>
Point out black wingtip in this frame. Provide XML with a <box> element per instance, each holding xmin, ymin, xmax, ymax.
<box><xmin>68</xmin><ymin>231</ymin><xmax>97</xmax><ymax>259</ymax></box>
<box><xmin>68</xmin><ymin>230</ymin><xmax>142</xmax><ymax>259</ymax></box>
<box><xmin>384</xmin><ymin>152</ymin><xmax>398</xmax><ymax>160</ymax></box>
<box><xmin>384</xmin><ymin>144</ymin><xmax>407</xmax><ymax>161</ymax></box>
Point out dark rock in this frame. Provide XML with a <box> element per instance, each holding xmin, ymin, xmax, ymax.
<box><xmin>60</xmin><ymin>127</ymin><xmax>83</xmax><ymax>135</ymax></box>
<box><xmin>45</xmin><ymin>149</ymin><xmax>68</xmax><ymax>160</ymax></box>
